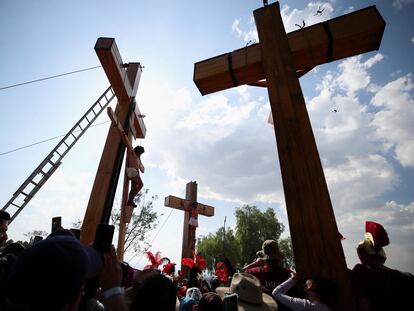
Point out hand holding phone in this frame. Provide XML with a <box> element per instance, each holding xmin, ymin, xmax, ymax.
<box><xmin>93</xmin><ymin>224</ymin><xmax>115</xmax><ymax>253</ymax></box>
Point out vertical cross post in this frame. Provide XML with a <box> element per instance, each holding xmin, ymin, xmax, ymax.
<box><xmin>254</xmin><ymin>3</ymin><xmax>353</xmax><ymax>309</ymax></box>
<box><xmin>81</xmin><ymin>38</ymin><xmax>146</xmax><ymax>245</ymax></box>
<box><xmin>165</xmin><ymin>181</ymin><xmax>215</xmax><ymax>277</ymax></box>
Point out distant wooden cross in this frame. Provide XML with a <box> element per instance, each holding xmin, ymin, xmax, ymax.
<box><xmin>164</xmin><ymin>181</ymin><xmax>214</xmax><ymax>276</ymax></box>
<box><xmin>81</xmin><ymin>38</ymin><xmax>146</xmax><ymax>251</ymax></box>
<box><xmin>193</xmin><ymin>3</ymin><xmax>385</xmax><ymax>310</ymax></box>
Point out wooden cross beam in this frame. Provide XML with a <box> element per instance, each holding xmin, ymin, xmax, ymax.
<box><xmin>193</xmin><ymin>3</ymin><xmax>385</xmax><ymax>311</ymax></box>
<box><xmin>194</xmin><ymin>5</ymin><xmax>385</xmax><ymax>95</ymax></box>
<box><xmin>81</xmin><ymin>38</ymin><xmax>146</xmax><ymax>245</ymax></box>
<box><xmin>164</xmin><ymin>181</ymin><xmax>214</xmax><ymax>276</ymax></box>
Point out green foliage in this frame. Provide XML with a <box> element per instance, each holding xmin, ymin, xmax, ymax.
<box><xmin>111</xmin><ymin>189</ymin><xmax>161</xmax><ymax>254</ymax></box>
<box><xmin>279</xmin><ymin>237</ymin><xmax>295</xmax><ymax>269</ymax></box>
<box><xmin>235</xmin><ymin>205</ymin><xmax>284</xmax><ymax>265</ymax></box>
<box><xmin>197</xmin><ymin>227</ymin><xmax>240</xmax><ymax>270</ymax></box>
<box><xmin>197</xmin><ymin>205</ymin><xmax>293</xmax><ymax>269</ymax></box>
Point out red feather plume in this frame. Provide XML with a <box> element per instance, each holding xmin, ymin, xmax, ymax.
<box><xmin>162</xmin><ymin>263</ymin><xmax>176</xmax><ymax>275</ymax></box>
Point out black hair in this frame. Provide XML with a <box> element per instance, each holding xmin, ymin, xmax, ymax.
<box><xmin>197</xmin><ymin>292</ymin><xmax>223</xmax><ymax>311</ymax></box>
<box><xmin>130</xmin><ymin>270</ymin><xmax>177</xmax><ymax>311</ymax></box>
<box><xmin>0</xmin><ymin>211</ymin><xmax>10</xmax><ymax>221</ymax></box>
<box><xmin>134</xmin><ymin>145</ymin><xmax>145</xmax><ymax>156</ymax></box>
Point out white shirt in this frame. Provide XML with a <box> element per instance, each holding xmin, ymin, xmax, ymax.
<box><xmin>272</xmin><ymin>276</ymin><xmax>332</xmax><ymax>311</ymax></box>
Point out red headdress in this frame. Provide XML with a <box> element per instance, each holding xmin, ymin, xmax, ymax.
<box><xmin>357</xmin><ymin>221</ymin><xmax>389</xmax><ymax>260</ymax></box>
<box><xmin>144</xmin><ymin>251</ymin><xmax>170</xmax><ymax>270</ymax></box>
<box><xmin>181</xmin><ymin>251</ymin><xmax>207</xmax><ymax>271</ymax></box>
<box><xmin>162</xmin><ymin>262</ymin><xmax>176</xmax><ymax>276</ymax></box>
<box><xmin>365</xmin><ymin>221</ymin><xmax>389</xmax><ymax>247</ymax></box>
<box><xmin>215</xmin><ymin>261</ymin><xmax>229</xmax><ymax>283</ymax></box>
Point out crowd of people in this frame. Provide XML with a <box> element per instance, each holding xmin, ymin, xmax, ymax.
<box><xmin>0</xmin><ymin>209</ymin><xmax>413</xmax><ymax>311</ymax></box>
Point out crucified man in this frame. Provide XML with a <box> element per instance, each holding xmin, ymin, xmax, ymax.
<box><xmin>125</xmin><ymin>143</ymin><xmax>145</xmax><ymax>207</ymax></box>
<box><xmin>107</xmin><ymin>107</ymin><xmax>145</xmax><ymax>207</ymax></box>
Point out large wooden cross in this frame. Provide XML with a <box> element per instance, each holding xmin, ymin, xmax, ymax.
<box><xmin>81</xmin><ymin>38</ymin><xmax>146</xmax><ymax>245</ymax></box>
<box><xmin>164</xmin><ymin>181</ymin><xmax>214</xmax><ymax>275</ymax></box>
<box><xmin>193</xmin><ymin>3</ymin><xmax>385</xmax><ymax>310</ymax></box>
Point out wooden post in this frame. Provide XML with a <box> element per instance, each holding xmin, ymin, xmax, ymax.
<box><xmin>164</xmin><ymin>181</ymin><xmax>215</xmax><ymax>276</ymax></box>
<box><xmin>253</xmin><ymin>3</ymin><xmax>354</xmax><ymax>309</ymax></box>
<box><xmin>81</xmin><ymin>38</ymin><xmax>146</xmax><ymax>245</ymax></box>
<box><xmin>192</xmin><ymin>3</ymin><xmax>385</xmax><ymax>310</ymax></box>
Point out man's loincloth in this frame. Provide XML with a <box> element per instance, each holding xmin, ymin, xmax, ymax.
<box><xmin>126</xmin><ymin>167</ymin><xmax>139</xmax><ymax>178</ymax></box>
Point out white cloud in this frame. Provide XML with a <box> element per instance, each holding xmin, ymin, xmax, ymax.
<box><xmin>336</xmin><ymin>54</ymin><xmax>384</xmax><ymax>96</ymax></box>
<box><xmin>326</xmin><ymin>155</ymin><xmax>398</xmax><ymax>213</ymax></box>
<box><xmin>231</xmin><ymin>19</ymin><xmax>242</xmax><ymax>37</ymax></box>
<box><xmin>392</xmin><ymin>0</ymin><xmax>414</xmax><ymax>9</ymax></box>
<box><xmin>371</xmin><ymin>74</ymin><xmax>414</xmax><ymax>167</ymax></box>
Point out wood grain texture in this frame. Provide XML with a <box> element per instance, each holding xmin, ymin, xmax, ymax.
<box><xmin>81</xmin><ymin>38</ymin><xmax>142</xmax><ymax>245</ymax></box>
<box><xmin>194</xmin><ymin>5</ymin><xmax>385</xmax><ymax>95</ymax></box>
<box><xmin>254</xmin><ymin>3</ymin><xmax>354</xmax><ymax>310</ymax></box>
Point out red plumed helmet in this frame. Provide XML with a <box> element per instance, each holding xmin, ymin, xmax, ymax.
<box><xmin>162</xmin><ymin>263</ymin><xmax>176</xmax><ymax>276</ymax></box>
<box><xmin>365</xmin><ymin>221</ymin><xmax>390</xmax><ymax>247</ymax></box>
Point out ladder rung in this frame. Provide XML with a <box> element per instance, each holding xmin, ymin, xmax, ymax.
<box><xmin>71</xmin><ymin>133</ymin><xmax>77</xmax><ymax>139</ymax></box>
<box><xmin>63</xmin><ymin>141</ymin><xmax>69</xmax><ymax>148</ymax></box>
<box><xmin>10</xmin><ymin>202</ymin><xmax>21</xmax><ymax>208</ymax></box>
<box><xmin>48</xmin><ymin>159</ymin><xmax>57</xmax><ymax>167</ymax></box>
<box><xmin>30</xmin><ymin>180</ymin><xmax>39</xmax><ymax>187</ymax></box>
<box><xmin>85</xmin><ymin>116</ymin><xmax>91</xmax><ymax>123</ymax></box>
<box><xmin>20</xmin><ymin>191</ymin><xmax>29</xmax><ymax>197</ymax></box>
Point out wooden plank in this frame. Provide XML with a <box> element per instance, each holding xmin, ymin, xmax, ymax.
<box><xmin>95</xmin><ymin>38</ymin><xmax>140</xmax><ymax>101</ymax></box>
<box><xmin>132</xmin><ymin>103</ymin><xmax>146</xmax><ymax>139</ymax></box>
<box><xmin>81</xmin><ymin>39</ymin><xmax>141</xmax><ymax>245</ymax></box>
<box><xmin>254</xmin><ymin>3</ymin><xmax>353</xmax><ymax>310</ymax></box>
<box><xmin>194</xmin><ymin>5</ymin><xmax>385</xmax><ymax>95</ymax></box>
<box><xmin>164</xmin><ymin>195</ymin><xmax>214</xmax><ymax>217</ymax></box>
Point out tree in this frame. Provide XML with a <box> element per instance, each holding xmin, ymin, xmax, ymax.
<box><xmin>197</xmin><ymin>205</ymin><xmax>294</xmax><ymax>269</ymax></box>
<box><xmin>235</xmin><ymin>205</ymin><xmax>284</xmax><ymax>265</ymax></box>
<box><xmin>111</xmin><ymin>189</ymin><xmax>160</xmax><ymax>254</ymax></box>
<box><xmin>279</xmin><ymin>237</ymin><xmax>295</xmax><ymax>269</ymax></box>
<box><xmin>197</xmin><ymin>227</ymin><xmax>240</xmax><ymax>270</ymax></box>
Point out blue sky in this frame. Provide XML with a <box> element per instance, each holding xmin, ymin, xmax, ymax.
<box><xmin>1</xmin><ymin>0</ymin><xmax>413</xmax><ymax>272</ymax></box>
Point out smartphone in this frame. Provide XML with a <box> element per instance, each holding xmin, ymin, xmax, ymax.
<box><xmin>93</xmin><ymin>224</ymin><xmax>115</xmax><ymax>253</ymax></box>
<box><xmin>51</xmin><ymin>216</ymin><xmax>62</xmax><ymax>233</ymax></box>
<box><xmin>223</xmin><ymin>293</ymin><xmax>238</xmax><ymax>311</ymax></box>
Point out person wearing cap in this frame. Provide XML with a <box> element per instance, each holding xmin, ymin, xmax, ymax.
<box><xmin>351</xmin><ymin>221</ymin><xmax>414</xmax><ymax>311</ymax></box>
<box><xmin>243</xmin><ymin>240</ymin><xmax>292</xmax><ymax>294</ymax></box>
<box><xmin>216</xmin><ymin>272</ymin><xmax>278</xmax><ymax>311</ymax></box>
<box><xmin>5</xmin><ymin>235</ymin><xmax>103</xmax><ymax>310</ymax></box>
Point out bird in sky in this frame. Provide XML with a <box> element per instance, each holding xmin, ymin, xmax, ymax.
<box><xmin>314</xmin><ymin>5</ymin><xmax>325</xmax><ymax>16</ymax></box>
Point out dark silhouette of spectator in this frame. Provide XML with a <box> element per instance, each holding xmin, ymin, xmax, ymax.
<box><xmin>243</xmin><ymin>240</ymin><xmax>292</xmax><ymax>293</ymax></box>
<box><xmin>6</xmin><ymin>235</ymin><xmax>102</xmax><ymax>310</ymax></box>
<box><xmin>195</xmin><ymin>292</ymin><xmax>223</xmax><ymax>311</ymax></box>
<box><xmin>351</xmin><ymin>221</ymin><xmax>414</xmax><ymax>311</ymax></box>
<box><xmin>0</xmin><ymin>211</ymin><xmax>10</xmax><ymax>244</ymax></box>
<box><xmin>129</xmin><ymin>269</ymin><xmax>177</xmax><ymax>311</ymax></box>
